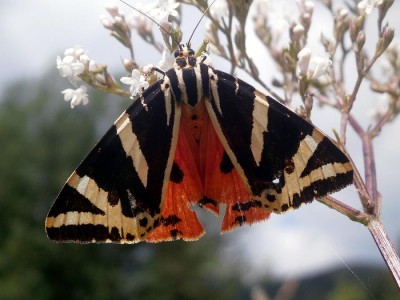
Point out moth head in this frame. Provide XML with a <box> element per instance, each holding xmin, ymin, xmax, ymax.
<box><xmin>174</xmin><ymin>43</ymin><xmax>197</xmax><ymax>69</ymax></box>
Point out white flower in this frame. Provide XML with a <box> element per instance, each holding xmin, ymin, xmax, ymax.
<box><xmin>56</xmin><ymin>46</ymin><xmax>92</xmax><ymax>85</ymax></box>
<box><xmin>209</xmin><ymin>0</ymin><xmax>228</xmax><ymax>19</ymax></box>
<box><xmin>358</xmin><ymin>0</ymin><xmax>383</xmax><ymax>15</ymax></box>
<box><xmin>157</xmin><ymin>49</ymin><xmax>175</xmax><ymax>71</ymax></box>
<box><xmin>149</xmin><ymin>0</ymin><xmax>179</xmax><ymax>24</ymax></box>
<box><xmin>56</xmin><ymin>55</ymin><xmax>84</xmax><ymax>85</ymax></box>
<box><xmin>308</xmin><ymin>56</ymin><xmax>332</xmax><ymax>79</ymax></box>
<box><xmin>120</xmin><ymin>69</ymin><xmax>150</xmax><ymax>98</ymax></box>
<box><xmin>297</xmin><ymin>48</ymin><xmax>331</xmax><ymax>79</ymax></box>
<box><xmin>62</xmin><ymin>85</ymin><xmax>89</xmax><ymax>108</ymax></box>
<box><xmin>63</xmin><ymin>46</ymin><xmax>87</xmax><ymax>61</ymax></box>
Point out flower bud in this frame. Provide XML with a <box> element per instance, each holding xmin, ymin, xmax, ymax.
<box><xmin>292</xmin><ymin>24</ymin><xmax>305</xmax><ymax>41</ymax></box>
<box><xmin>123</xmin><ymin>59</ymin><xmax>137</xmax><ymax>73</ymax></box>
<box><xmin>297</xmin><ymin>48</ymin><xmax>312</xmax><ymax>77</ymax></box>
<box><xmin>105</xmin><ymin>3</ymin><xmax>120</xmax><ymax>18</ymax></box>
<box><xmin>100</xmin><ymin>16</ymin><xmax>114</xmax><ymax>30</ymax></box>
<box><xmin>349</xmin><ymin>15</ymin><xmax>365</xmax><ymax>43</ymax></box>
<box><xmin>376</xmin><ymin>26</ymin><xmax>394</xmax><ymax>57</ymax></box>
<box><xmin>354</xmin><ymin>30</ymin><xmax>366</xmax><ymax>53</ymax></box>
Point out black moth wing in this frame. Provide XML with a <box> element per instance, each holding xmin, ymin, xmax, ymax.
<box><xmin>46</xmin><ymin>78</ymin><xmax>180</xmax><ymax>243</ymax></box>
<box><xmin>205</xmin><ymin>67</ymin><xmax>353</xmax><ymax>213</ymax></box>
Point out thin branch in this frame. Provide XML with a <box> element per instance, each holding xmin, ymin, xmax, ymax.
<box><xmin>347</xmin><ymin>114</ymin><xmax>377</xmax><ymax>214</ymax></box>
<box><xmin>361</xmin><ymin>133</ymin><xmax>378</xmax><ymax>211</ymax></box>
<box><xmin>368</xmin><ymin>218</ymin><xmax>400</xmax><ymax>289</ymax></box>
<box><xmin>318</xmin><ymin>196</ymin><xmax>370</xmax><ymax>225</ymax></box>
<box><xmin>371</xmin><ymin>109</ymin><xmax>394</xmax><ymax>137</ymax></box>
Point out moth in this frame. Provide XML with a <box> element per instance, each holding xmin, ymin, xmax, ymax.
<box><xmin>45</xmin><ymin>44</ymin><xmax>353</xmax><ymax>243</ymax></box>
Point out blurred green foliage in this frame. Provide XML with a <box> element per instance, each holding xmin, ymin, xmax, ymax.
<box><xmin>0</xmin><ymin>71</ymin><xmax>397</xmax><ymax>299</ymax></box>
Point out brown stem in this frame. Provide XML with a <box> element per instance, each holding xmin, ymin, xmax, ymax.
<box><xmin>371</xmin><ymin>110</ymin><xmax>394</xmax><ymax>137</ymax></box>
<box><xmin>318</xmin><ymin>196</ymin><xmax>370</xmax><ymax>225</ymax></box>
<box><xmin>348</xmin><ymin>114</ymin><xmax>377</xmax><ymax>214</ymax></box>
<box><xmin>362</xmin><ymin>133</ymin><xmax>378</xmax><ymax>212</ymax></box>
<box><xmin>368</xmin><ymin>218</ymin><xmax>400</xmax><ymax>289</ymax></box>
<box><xmin>341</xmin><ymin>55</ymin><xmax>379</xmax><ymax>144</ymax></box>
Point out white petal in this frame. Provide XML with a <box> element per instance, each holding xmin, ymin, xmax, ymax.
<box><xmin>131</xmin><ymin>69</ymin><xmax>141</xmax><ymax>79</ymax></box>
<box><xmin>297</xmin><ymin>48</ymin><xmax>311</xmax><ymax>76</ymax></box>
<box><xmin>120</xmin><ymin>76</ymin><xmax>133</xmax><ymax>85</ymax></box>
<box><xmin>309</xmin><ymin>57</ymin><xmax>332</xmax><ymax>79</ymax></box>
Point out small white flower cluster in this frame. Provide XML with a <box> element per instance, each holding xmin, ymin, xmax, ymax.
<box><xmin>120</xmin><ymin>0</ymin><xmax>180</xmax><ymax>99</ymax></box>
<box><xmin>56</xmin><ymin>46</ymin><xmax>98</xmax><ymax>108</ymax></box>
<box><xmin>57</xmin><ymin>0</ymin><xmax>182</xmax><ymax>107</ymax></box>
<box><xmin>149</xmin><ymin>0</ymin><xmax>179</xmax><ymax>26</ymax></box>
<box><xmin>120</xmin><ymin>68</ymin><xmax>151</xmax><ymax>99</ymax></box>
<box><xmin>297</xmin><ymin>48</ymin><xmax>332</xmax><ymax>80</ymax></box>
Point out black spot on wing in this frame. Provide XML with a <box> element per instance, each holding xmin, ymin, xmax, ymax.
<box><xmin>161</xmin><ymin>215</ymin><xmax>181</xmax><ymax>226</ymax></box>
<box><xmin>139</xmin><ymin>217</ymin><xmax>148</xmax><ymax>228</ymax></box>
<box><xmin>266</xmin><ymin>194</ymin><xmax>276</xmax><ymax>202</ymax></box>
<box><xmin>220</xmin><ymin>151</ymin><xmax>234</xmax><ymax>174</ymax></box>
<box><xmin>126</xmin><ymin>233</ymin><xmax>136</xmax><ymax>241</ymax></box>
<box><xmin>232</xmin><ymin>200</ymin><xmax>262</xmax><ymax>211</ymax></box>
<box><xmin>108</xmin><ymin>190</ymin><xmax>119</xmax><ymax>206</ymax></box>
<box><xmin>170</xmin><ymin>162</ymin><xmax>184</xmax><ymax>183</ymax></box>
<box><xmin>281</xmin><ymin>204</ymin><xmax>289</xmax><ymax>212</ymax></box>
<box><xmin>47</xmin><ymin>185</ymin><xmax>105</xmax><ymax>217</ymax></box>
<box><xmin>284</xmin><ymin>158</ymin><xmax>295</xmax><ymax>174</ymax></box>
<box><xmin>170</xmin><ymin>229</ymin><xmax>183</xmax><ymax>240</ymax></box>
<box><xmin>234</xmin><ymin>216</ymin><xmax>246</xmax><ymax>226</ymax></box>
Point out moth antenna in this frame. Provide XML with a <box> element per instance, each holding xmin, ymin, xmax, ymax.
<box><xmin>119</xmin><ymin>0</ymin><xmax>181</xmax><ymax>49</ymax></box>
<box><xmin>187</xmin><ymin>0</ymin><xmax>218</xmax><ymax>46</ymax></box>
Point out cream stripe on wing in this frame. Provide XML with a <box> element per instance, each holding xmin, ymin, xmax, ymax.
<box><xmin>161</xmin><ymin>76</ymin><xmax>173</xmax><ymax>126</ymax></box>
<box><xmin>291</xmin><ymin>134</ymin><xmax>319</xmax><ymax>176</ymax></box>
<box><xmin>194</xmin><ymin>64</ymin><xmax>203</xmax><ymax>105</ymax></box>
<box><xmin>208</xmin><ymin>68</ymin><xmax>222</xmax><ymax>114</ymax></box>
<box><xmin>250</xmin><ymin>96</ymin><xmax>269</xmax><ymax>166</ymax></box>
<box><xmin>114</xmin><ymin>112</ymin><xmax>149</xmax><ymax>187</ymax></box>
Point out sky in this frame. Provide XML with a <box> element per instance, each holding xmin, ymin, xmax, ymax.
<box><xmin>1</xmin><ymin>0</ymin><xmax>400</xmax><ymax>282</ymax></box>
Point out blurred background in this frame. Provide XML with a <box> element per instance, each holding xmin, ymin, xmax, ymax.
<box><xmin>0</xmin><ymin>0</ymin><xmax>399</xmax><ymax>299</ymax></box>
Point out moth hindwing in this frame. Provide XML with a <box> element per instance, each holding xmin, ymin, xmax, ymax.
<box><xmin>45</xmin><ymin>44</ymin><xmax>353</xmax><ymax>243</ymax></box>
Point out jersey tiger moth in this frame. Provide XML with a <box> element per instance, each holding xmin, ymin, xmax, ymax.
<box><xmin>45</xmin><ymin>44</ymin><xmax>353</xmax><ymax>243</ymax></box>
